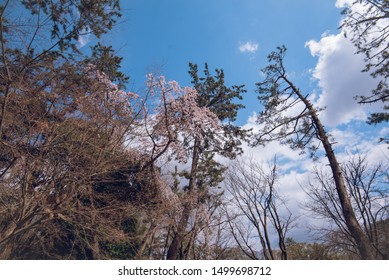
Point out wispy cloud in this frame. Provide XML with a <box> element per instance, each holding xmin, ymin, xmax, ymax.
<box><xmin>77</xmin><ymin>32</ymin><xmax>91</xmax><ymax>49</ymax></box>
<box><xmin>238</xmin><ymin>41</ymin><xmax>259</xmax><ymax>54</ymax></box>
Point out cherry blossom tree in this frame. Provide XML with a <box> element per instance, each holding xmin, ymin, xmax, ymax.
<box><xmin>166</xmin><ymin>63</ymin><xmax>247</xmax><ymax>260</ymax></box>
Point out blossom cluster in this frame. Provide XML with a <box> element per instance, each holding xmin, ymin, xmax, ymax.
<box><xmin>80</xmin><ymin>67</ymin><xmax>223</xmax><ymax>164</ymax></box>
<box><xmin>142</xmin><ymin>74</ymin><xmax>223</xmax><ymax>163</ymax></box>
<box><xmin>84</xmin><ymin>64</ymin><xmax>139</xmax><ymax>117</ymax></box>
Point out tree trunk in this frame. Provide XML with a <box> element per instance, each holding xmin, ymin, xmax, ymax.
<box><xmin>166</xmin><ymin>137</ymin><xmax>200</xmax><ymax>260</ymax></box>
<box><xmin>314</xmin><ymin>118</ymin><xmax>374</xmax><ymax>259</ymax></box>
<box><xmin>286</xmin><ymin>78</ymin><xmax>375</xmax><ymax>259</ymax></box>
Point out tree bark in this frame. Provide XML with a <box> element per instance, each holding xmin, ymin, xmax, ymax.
<box><xmin>166</xmin><ymin>137</ymin><xmax>200</xmax><ymax>260</ymax></box>
<box><xmin>285</xmin><ymin>77</ymin><xmax>375</xmax><ymax>259</ymax></box>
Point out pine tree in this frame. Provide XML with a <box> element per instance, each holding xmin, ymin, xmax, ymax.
<box><xmin>253</xmin><ymin>46</ymin><xmax>375</xmax><ymax>259</ymax></box>
<box><xmin>166</xmin><ymin>63</ymin><xmax>247</xmax><ymax>259</ymax></box>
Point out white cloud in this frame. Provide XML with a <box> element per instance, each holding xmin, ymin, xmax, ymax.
<box><xmin>75</xmin><ymin>10</ymin><xmax>92</xmax><ymax>49</ymax></box>
<box><xmin>224</xmin><ymin>0</ymin><xmax>389</xmax><ymax>242</ymax></box>
<box><xmin>77</xmin><ymin>32</ymin><xmax>91</xmax><ymax>49</ymax></box>
<box><xmin>379</xmin><ymin>127</ymin><xmax>389</xmax><ymax>138</ymax></box>
<box><xmin>335</xmin><ymin>0</ymin><xmax>354</xmax><ymax>8</ymax></box>
<box><xmin>304</xmin><ymin>0</ymin><xmax>389</xmax><ymax>127</ymax></box>
<box><xmin>238</xmin><ymin>41</ymin><xmax>259</xmax><ymax>54</ymax></box>
<box><xmin>305</xmin><ymin>32</ymin><xmax>380</xmax><ymax>127</ymax></box>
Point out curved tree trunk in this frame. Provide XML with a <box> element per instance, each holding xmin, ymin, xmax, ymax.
<box><xmin>285</xmin><ymin>77</ymin><xmax>375</xmax><ymax>259</ymax></box>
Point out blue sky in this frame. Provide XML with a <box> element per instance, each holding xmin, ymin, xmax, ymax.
<box><xmin>93</xmin><ymin>0</ymin><xmax>342</xmax><ymax>125</ymax></box>
<box><xmin>88</xmin><ymin>0</ymin><xmax>388</xmax><ymax>148</ymax></box>
<box><xmin>81</xmin><ymin>0</ymin><xmax>388</xmax><ymax>242</ymax></box>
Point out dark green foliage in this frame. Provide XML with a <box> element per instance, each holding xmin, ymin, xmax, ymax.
<box><xmin>20</xmin><ymin>0</ymin><xmax>121</xmax><ymax>51</ymax></box>
<box><xmin>178</xmin><ymin>153</ymin><xmax>226</xmax><ymax>192</ymax></box>
<box><xmin>102</xmin><ymin>241</ymin><xmax>140</xmax><ymax>259</ymax></box>
<box><xmin>188</xmin><ymin>63</ymin><xmax>248</xmax><ymax>158</ymax></box>
<box><xmin>174</xmin><ymin>62</ymin><xmax>248</xmax><ymax>193</ymax></box>
<box><xmin>176</xmin><ymin>63</ymin><xmax>248</xmax><ymax>188</ymax></box>
<box><xmin>367</xmin><ymin>107</ymin><xmax>389</xmax><ymax>143</ymax></box>
<box><xmin>253</xmin><ymin>46</ymin><xmax>322</xmax><ymax>156</ymax></box>
<box><xmin>368</xmin><ymin>105</ymin><xmax>389</xmax><ymax>122</ymax></box>
<box><xmin>101</xmin><ymin>218</ymin><xmax>143</xmax><ymax>259</ymax></box>
<box><xmin>177</xmin><ymin>153</ymin><xmax>226</xmax><ymax>206</ymax></box>
<box><xmin>84</xmin><ymin>42</ymin><xmax>129</xmax><ymax>89</ymax></box>
<box><xmin>166</xmin><ymin>64</ymin><xmax>247</xmax><ymax>260</ymax></box>
<box><xmin>196</xmin><ymin>153</ymin><xmax>227</xmax><ymax>191</ymax></box>
<box><xmin>189</xmin><ymin>63</ymin><xmax>245</xmax><ymax>122</ymax></box>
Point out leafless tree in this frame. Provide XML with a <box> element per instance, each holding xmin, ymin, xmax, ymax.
<box><xmin>305</xmin><ymin>154</ymin><xmax>389</xmax><ymax>259</ymax></box>
<box><xmin>223</xmin><ymin>157</ymin><xmax>294</xmax><ymax>260</ymax></box>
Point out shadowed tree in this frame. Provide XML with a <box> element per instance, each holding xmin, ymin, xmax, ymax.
<box><xmin>0</xmin><ymin>0</ymin><xmax>134</xmax><ymax>258</ymax></box>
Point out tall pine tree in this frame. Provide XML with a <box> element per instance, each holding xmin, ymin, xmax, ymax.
<box><xmin>166</xmin><ymin>63</ymin><xmax>247</xmax><ymax>259</ymax></box>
